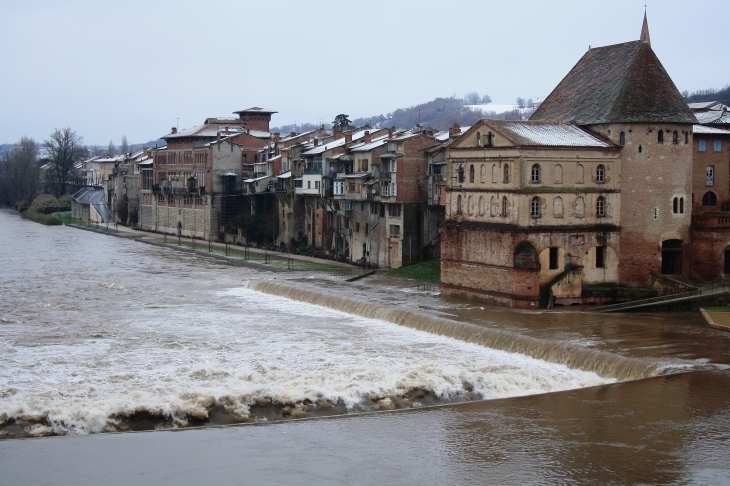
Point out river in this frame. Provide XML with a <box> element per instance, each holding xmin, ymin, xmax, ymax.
<box><xmin>0</xmin><ymin>209</ymin><xmax>729</xmax><ymax>484</ymax></box>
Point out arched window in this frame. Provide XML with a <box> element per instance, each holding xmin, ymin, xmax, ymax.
<box><xmin>478</xmin><ymin>196</ymin><xmax>485</xmax><ymax>216</ymax></box>
<box><xmin>531</xmin><ymin>164</ymin><xmax>541</xmax><ymax>183</ymax></box>
<box><xmin>503</xmin><ymin>164</ymin><xmax>510</xmax><ymax>183</ymax></box>
<box><xmin>673</xmin><ymin>131</ymin><xmax>678</xmax><ymax>144</ymax></box>
<box><xmin>554</xmin><ymin>164</ymin><xmax>563</xmax><ymax>184</ymax></box>
<box><xmin>575</xmin><ymin>196</ymin><xmax>585</xmax><ymax>218</ymax></box>
<box><xmin>596</xmin><ymin>164</ymin><xmax>605</xmax><ymax>183</ymax></box>
<box><xmin>480</xmin><ymin>164</ymin><xmax>486</xmax><ymax>183</ymax></box>
<box><xmin>658</xmin><ymin>130</ymin><xmax>664</xmax><ymax>144</ymax></box>
<box><xmin>486</xmin><ymin>132</ymin><xmax>493</xmax><ymax>147</ymax></box>
<box><xmin>619</xmin><ymin>132</ymin><xmax>625</xmax><ymax>145</ymax></box>
<box><xmin>492</xmin><ymin>164</ymin><xmax>498</xmax><ymax>183</ymax></box>
<box><xmin>457</xmin><ymin>165</ymin><xmax>464</xmax><ymax>183</ymax></box>
<box><xmin>457</xmin><ymin>195</ymin><xmax>463</xmax><ymax>214</ymax></box>
<box><xmin>685</xmin><ymin>132</ymin><xmax>689</xmax><ymax>144</ymax></box>
<box><xmin>469</xmin><ymin>164</ymin><xmax>475</xmax><ymax>183</ymax></box>
<box><xmin>639</xmin><ymin>144</ymin><xmax>643</xmax><ymax>153</ymax></box>
<box><xmin>702</xmin><ymin>192</ymin><xmax>717</xmax><ymax>206</ymax></box>
<box><xmin>476</xmin><ymin>132</ymin><xmax>481</xmax><ymax>146</ymax></box>
<box><xmin>673</xmin><ymin>197</ymin><xmax>679</xmax><ymax>214</ymax></box>
<box><xmin>553</xmin><ymin>196</ymin><xmax>563</xmax><ymax>217</ymax></box>
<box><xmin>531</xmin><ymin>197</ymin><xmax>541</xmax><ymax>217</ymax></box>
<box><xmin>502</xmin><ymin>196</ymin><xmax>508</xmax><ymax>217</ymax></box>
<box><xmin>490</xmin><ymin>196</ymin><xmax>497</xmax><ymax>217</ymax></box>
<box><xmin>514</xmin><ymin>242</ymin><xmax>538</xmax><ymax>270</ymax></box>
<box><xmin>596</xmin><ymin>196</ymin><xmax>605</xmax><ymax>217</ymax></box>
<box><xmin>680</xmin><ymin>197</ymin><xmax>684</xmax><ymax>214</ymax></box>
<box><xmin>576</xmin><ymin>164</ymin><xmax>584</xmax><ymax>184</ymax></box>
<box><xmin>467</xmin><ymin>195</ymin><xmax>473</xmax><ymax>215</ymax></box>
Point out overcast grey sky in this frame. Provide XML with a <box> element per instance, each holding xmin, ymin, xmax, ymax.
<box><xmin>1</xmin><ymin>0</ymin><xmax>728</xmax><ymax>145</ymax></box>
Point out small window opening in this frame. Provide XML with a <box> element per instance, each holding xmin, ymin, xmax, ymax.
<box><xmin>596</xmin><ymin>164</ymin><xmax>605</xmax><ymax>183</ymax></box>
<box><xmin>469</xmin><ymin>164</ymin><xmax>475</xmax><ymax>183</ymax></box>
<box><xmin>680</xmin><ymin>197</ymin><xmax>684</xmax><ymax>214</ymax></box>
<box><xmin>476</xmin><ymin>132</ymin><xmax>481</xmax><ymax>146</ymax></box>
<box><xmin>549</xmin><ymin>247</ymin><xmax>559</xmax><ymax>270</ymax></box>
<box><xmin>503</xmin><ymin>164</ymin><xmax>510</xmax><ymax>183</ymax></box>
<box><xmin>486</xmin><ymin>132</ymin><xmax>493</xmax><ymax>147</ymax></box>
<box><xmin>457</xmin><ymin>195</ymin><xmax>463</xmax><ymax>214</ymax></box>
<box><xmin>457</xmin><ymin>165</ymin><xmax>465</xmax><ymax>183</ymax></box>
<box><xmin>658</xmin><ymin>130</ymin><xmax>664</xmax><ymax>144</ymax></box>
<box><xmin>673</xmin><ymin>197</ymin><xmax>678</xmax><ymax>214</ymax></box>
<box><xmin>673</xmin><ymin>131</ymin><xmax>678</xmax><ymax>144</ymax></box>
<box><xmin>502</xmin><ymin>196</ymin><xmax>508</xmax><ymax>216</ymax></box>
<box><xmin>596</xmin><ymin>246</ymin><xmax>605</xmax><ymax>268</ymax></box>
<box><xmin>596</xmin><ymin>196</ymin><xmax>605</xmax><ymax>217</ymax></box>
<box><xmin>639</xmin><ymin>145</ymin><xmax>643</xmax><ymax>153</ymax></box>
<box><xmin>619</xmin><ymin>132</ymin><xmax>625</xmax><ymax>146</ymax></box>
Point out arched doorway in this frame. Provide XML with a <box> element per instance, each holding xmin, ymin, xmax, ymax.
<box><xmin>661</xmin><ymin>239</ymin><xmax>682</xmax><ymax>275</ymax></box>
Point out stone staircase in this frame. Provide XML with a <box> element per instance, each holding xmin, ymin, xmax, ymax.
<box><xmin>597</xmin><ymin>280</ymin><xmax>730</xmax><ymax>313</ymax></box>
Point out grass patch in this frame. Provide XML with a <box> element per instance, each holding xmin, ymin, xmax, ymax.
<box><xmin>704</xmin><ymin>306</ymin><xmax>730</xmax><ymax>312</ymax></box>
<box><xmin>20</xmin><ymin>209</ymin><xmax>63</xmax><ymax>225</ymax></box>
<box><xmin>387</xmin><ymin>259</ymin><xmax>441</xmax><ymax>284</ymax></box>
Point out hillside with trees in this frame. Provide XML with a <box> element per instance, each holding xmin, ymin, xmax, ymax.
<box><xmin>682</xmin><ymin>84</ymin><xmax>730</xmax><ymax>106</ymax></box>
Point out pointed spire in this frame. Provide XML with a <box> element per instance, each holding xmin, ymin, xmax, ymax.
<box><xmin>640</xmin><ymin>9</ymin><xmax>651</xmax><ymax>45</ymax></box>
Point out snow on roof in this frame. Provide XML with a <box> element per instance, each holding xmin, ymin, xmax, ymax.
<box><xmin>695</xmin><ymin>110</ymin><xmax>730</xmax><ymax>125</ymax></box>
<box><xmin>488</xmin><ymin>121</ymin><xmax>613</xmax><ymax>147</ymax></box>
<box><xmin>301</xmin><ymin>129</ymin><xmax>373</xmax><ymax>155</ymax></box>
<box><xmin>467</xmin><ymin>104</ymin><xmax>532</xmax><ymax>114</ymax></box>
<box><xmin>137</xmin><ymin>160</ymin><xmax>153</xmax><ymax>166</ymax></box>
<box><xmin>163</xmin><ymin>125</ymin><xmax>270</xmax><ymax>140</ymax></box>
<box><xmin>243</xmin><ymin>175</ymin><xmax>271</xmax><ymax>183</ymax></box>
<box><xmin>343</xmin><ymin>172</ymin><xmax>370</xmax><ymax>179</ymax></box>
<box><xmin>233</xmin><ymin>107</ymin><xmax>278</xmax><ymax>114</ymax></box>
<box><xmin>276</xmin><ymin>171</ymin><xmax>292</xmax><ymax>179</ymax></box>
<box><xmin>220</xmin><ymin>172</ymin><xmax>238</xmax><ymax>177</ymax></box>
<box><xmin>688</xmin><ymin>101</ymin><xmax>724</xmax><ymax>111</ymax></box>
<box><xmin>693</xmin><ymin>125</ymin><xmax>730</xmax><ymax>135</ymax></box>
<box><xmin>350</xmin><ymin>136</ymin><xmax>389</xmax><ymax>152</ymax></box>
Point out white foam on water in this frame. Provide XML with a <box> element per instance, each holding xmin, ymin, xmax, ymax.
<box><xmin>0</xmin><ymin>285</ymin><xmax>612</xmax><ymax>435</ymax></box>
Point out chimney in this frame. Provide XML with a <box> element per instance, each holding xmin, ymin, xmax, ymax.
<box><xmin>171</xmin><ymin>127</ymin><xmax>177</xmax><ymax>134</ymax></box>
<box><xmin>274</xmin><ymin>132</ymin><xmax>280</xmax><ymax>142</ymax></box>
<box><xmin>334</xmin><ymin>128</ymin><xmax>343</xmax><ymax>140</ymax></box>
<box><xmin>314</xmin><ymin>137</ymin><xmax>319</xmax><ymax>146</ymax></box>
<box><xmin>217</xmin><ymin>131</ymin><xmax>221</xmax><ymax>143</ymax></box>
<box><xmin>290</xmin><ymin>131</ymin><xmax>297</xmax><ymax>137</ymax></box>
<box><xmin>364</xmin><ymin>130</ymin><xmax>372</xmax><ymax>143</ymax></box>
<box><xmin>449</xmin><ymin>122</ymin><xmax>461</xmax><ymax>138</ymax></box>
<box><xmin>345</xmin><ymin>132</ymin><xmax>352</xmax><ymax>143</ymax></box>
<box><xmin>388</xmin><ymin>126</ymin><xmax>394</xmax><ymax>139</ymax></box>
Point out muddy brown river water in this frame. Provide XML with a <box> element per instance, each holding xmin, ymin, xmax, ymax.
<box><xmin>1</xmin><ymin>210</ymin><xmax>729</xmax><ymax>485</ymax></box>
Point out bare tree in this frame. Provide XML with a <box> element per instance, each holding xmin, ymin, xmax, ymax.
<box><xmin>107</xmin><ymin>140</ymin><xmax>115</xmax><ymax>156</ymax></box>
<box><xmin>516</xmin><ymin>97</ymin><xmax>526</xmax><ymax>109</ymax></box>
<box><xmin>120</xmin><ymin>135</ymin><xmax>129</xmax><ymax>156</ymax></box>
<box><xmin>0</xmin><ymin>137</ymin><xmax>39</xmax><ymax>206</ymax></box>
<box><xmin>480</xmin><ymin>94</ymin><xmax>492</xmax><ymax>104</ymax></box>
<box><xmin>463</xmin><ymin>91</ymin><xmax>481</xmax><ymax>105</ymax></box>
<box><xmin>44</xmin><ymin>128</ymin><xmax>86</xmax><ymax>196</ymax></box>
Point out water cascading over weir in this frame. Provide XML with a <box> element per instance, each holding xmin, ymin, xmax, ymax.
<box><xmin>248</xmin><ymin>280</ymin><xmax>682</xmax><ymax>382</ymax></box>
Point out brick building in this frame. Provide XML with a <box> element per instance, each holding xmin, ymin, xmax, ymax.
<box><xmin>442</xmin><ymin>15</ymin><xmax>701</xmax><ymax>307</ymax></box>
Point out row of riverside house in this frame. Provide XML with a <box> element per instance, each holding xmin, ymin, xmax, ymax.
<box><xmin>127</xmin><ymin>106</ymin><xmax>468</xmax><ymax>268</ymax></box>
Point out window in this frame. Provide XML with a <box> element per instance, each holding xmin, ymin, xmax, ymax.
<box><xmin>707</xmin><ymin>166</ymin><xmax>715</xmax><ymax>186</ymax></box>
<box><xmin>685</xmin><ymin>132</ymin><xmax>689</xmax><ymax>144</ymax></box>
<box><xmin>658</xmin><ymin>130</ymin><xmax>664</xmax><ymax>144</ymax></box>
<box><xmin>294</xmin><ymin>180</ymin><xmax>303</xmax><ymax>188</ymax></box>
<box><xmin>596</xmin><ymin>246</ymin><xmax>605</xmax><ymax>268</ymax></box>
<box><xmin>344</xmin><ymin>217</ymin><xmax>350</xmax><ymax>229</ymax></box>
<box><xmin>531</xmin><ymin>197</ymin><xmax>540</xmax><ymax>217</ymax></box>
<box><xmin>672</xmin><ymin>197</ymin><xmax>685</xmax><ymax>214</ymax></box>
<box><xmin>576</xmin><ymin>164</ymin><xmax>584</xmax><ymax>184</ymax></box>
<box><xmin>554</xmin><ymin>164</ymin><xmax>562</xmax><ymax>184</ymax></box>
<box><xmin>457</xmin><ymin>195</ymin><xmax>462</xmax><ymax>214</ymax></box>
<box><xmin>549</xmin><ymin>247</ymin><xmax>559</xmax><ymax>270</ymax></box>
<box><xmin>390</xmin><ymin>224</ymin><xmax>400</xmax><ymax>237</ymax></box>
<box><xmin>486</xmin><ymin>132</ymin><xmax>493</xmax><ymax>147</ymax></box>
<box><xmin>307</xmin><ymin>180</ymin><xmax>311</xmax><ymax>189</ymax></box>
<box><xmin>315</xmin><ymin>180</ymin><xmax>320</xmax><ymax>190</ymax></box>
<box><xmin>699</xmin><ymin>140</ymin><xmax>707</xmax><ymax>152</ymax></box>
<box><xmin>348</xmin><ymin>183</ymin><xmax>356</xmax><ymax>192</ymax></box>
<box><xmin>355</xmin><ymin>222</ymin><xmax>360</xmax><ymax>233</ymax></box>
<box><xmin>480</xmin><ymin>164</ymin><xmax>486</xmax><ymax>183</ymax></box>
<box><xmin>596</xmin><ymin>164</ymin><xmax>605</xmax><ymax>183</ymax></box>
<box><xmin>702</xmin><ymin>192</ymin><xmax>717</xmax><ymax>206</ymax></box>
<box><xmin>715</xmin><ymin>140</ymin><xmax>722</xmax><ymax>152</ymax></box>
<box><xmin>531</xmin><ymin>164</ymin><xmax>541</xmax><ymax>183</ymax></box>
<box><xmin>479</xmin><ymin>196</ymin><xmax>485</xmax><ymax>216</ymax></box>
<box><xmin>388</xmin><ymin>204</ymin><xmax>401</xmax><ymax>217</ymax></box>
<box><xmin>503</xmin><ymin>164</ymin><xmax>510</xmax><ymax>183</ymax></box>
<box><xmin>673</xmin><ymin>131</ymin><xmax>678</xmax><ymax>144</ymax></box>
<box><xmin>596</xmin><ymin>196</ymin><xmax>605</xmax><ymax>217</ymax></box>
<box><xmin>502</xmin><ymin>196</ymin><xmax>508</xmax><ymax>217</ymax></box>
<box><xmin>469</xmin><ymin>164</ymin><xmax>475</xmax><ymax>183</ymax></box>
<box><xmin>619</xmin><ymin>132</ymin><xmax>625</xmax><ymax>146</ymax></box>
<box><xmin>575</xmin><ymin>197</ymin><xmax>585</xmax><ymax>218</ymax></box>
<box><xmin>333</xmin><ymin>181</ymin><xmax>344</xmax><ymax>195</ymax></box>
<box><xmin>492</xmin><ymin>164</ymin><xmax>498</xmax><ymax>183</ymax></box>
<box><xmin>639</xmin><ymin>145</ymin><xmax>643</xmax><ymax>153</ymax></box>
<box><xmin>467</xmin><ymin>195</ymin><xmax>473</xmax><ymax>215</ymax></box>
<box><xmin>490</xmin><ymin>196</ymin><xmax>497</xmax><ymax>217</ymax></box>
<box><xmin>476</xmin><ymin>132</ymin><xmax>481</xmax><ymax>145</ymax></box>
<box><xmin>457</xmin><ymin>165</ymin><xmax>465</xmax><ymax>183</ymax></box>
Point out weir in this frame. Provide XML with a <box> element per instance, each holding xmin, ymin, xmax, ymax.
<box><xmin>249</xmin><ymin>280</ymin><xmax>683</xmax><ymax>381</ymax></box>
